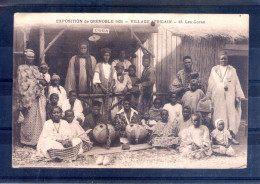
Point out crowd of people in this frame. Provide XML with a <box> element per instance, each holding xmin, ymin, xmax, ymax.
<box><xmin>15</xmin><ymin>40</ymin><xmax>245</xmax><ymax>163</ymax></box>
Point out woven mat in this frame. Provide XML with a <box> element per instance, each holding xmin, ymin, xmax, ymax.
<box><xmin>84</xmin><ymin>143</ymin><xmax>152</xmax><ymax>156</ymax></box>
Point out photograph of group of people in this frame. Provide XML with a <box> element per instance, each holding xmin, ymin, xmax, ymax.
<box><xmin>12</xmin><ymin>13</ymin><xmax>248</xmax><ymax>168</ymax></box>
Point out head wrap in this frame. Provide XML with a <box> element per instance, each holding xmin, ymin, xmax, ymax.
<box><xmin>101</xmin><ymin>48</ymin><xmax>111</xmax><ymax>56</ymax></box>
<box><xmin>52</xmin><ymin>73</ymin><xmax>60</xmax><ymax>80</ymax></box>
<box><xmin>116</xmin><ymin>62</ymin><xmax>125</xmax><ymax>69</ymax></box>
<box><xmin>197</xmin><ymin>98</ymin><xmax>211</xmax><ymax>113</ymax></box>
<box><xmin>215</xmin><ymin>119</ymin><xmax>224</xmax><ymax>128</ymax></box>
<box><xmin>24</xmin><ymin>49</ymin><xmax>35</xmax><ymax>57</ymax></box>
<box><xmin>40</xmin><ymin>63</ymin><xmax>49</xmax><ymax>69</ymax></box>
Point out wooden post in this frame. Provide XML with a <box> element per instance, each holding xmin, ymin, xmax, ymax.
<box><xmin>39</xmin><ymin>28</ymin><xmax>45</xmax><ymax>64</ymax></box>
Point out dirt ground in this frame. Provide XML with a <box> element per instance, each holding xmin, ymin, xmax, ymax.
<box><xmin>12</xmin><ymin>126</ymin><xmax>247</xmax><ymax>169</ymax></box>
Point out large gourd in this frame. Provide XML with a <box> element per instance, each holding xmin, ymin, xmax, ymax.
<box><xmin>126</xmin><ymin>124</ymin><xmax>148</xmax><ymax>144</ymax></box>
<box><xmin>93</xmin><ymin>124</ymin><xmax>115</xmax><ymax>144</ymax></box>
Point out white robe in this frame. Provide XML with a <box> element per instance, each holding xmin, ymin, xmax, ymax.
<box><xmin>37</xmin><ymin>119</ymin><xmax>80</xmax><ymax>158</ymax></box>
<box><xmin>163</xmin><ymin>103</ymin><xmax>183</xmax><ymax>124</ymax></box>
<box><xmin>207</xmin><ymin>65</ymin><xmax>245</xmax><ymax>134</ymax></box>
<box><xmin>48</xmin><ymin>85</ymin><xmax>67</xmax><ymax>106</ymax></box>
<box><xmin>65</xmin><ymin>55</ymin><xmax>96</xmax><ymax>94</ymax></box>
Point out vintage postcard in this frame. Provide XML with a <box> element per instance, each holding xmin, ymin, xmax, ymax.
<box><xmin>12</xmin><ymin>13</ymin><xmax>248</xmax><ymax>168</ymax></box>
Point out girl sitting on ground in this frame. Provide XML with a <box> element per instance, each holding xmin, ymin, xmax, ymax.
<box><xmin>211</xmin><ymin>119</ymin><xmax>235</xmax><ymax>156</ymax></box>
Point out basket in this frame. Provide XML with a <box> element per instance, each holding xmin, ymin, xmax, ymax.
<box><xmin>47</xmin><ymin>142</ymin><xmax>82</xmax><ymax>160</ymax></box>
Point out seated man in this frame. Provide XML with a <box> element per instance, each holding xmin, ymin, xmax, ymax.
<box><xmin>62</xmin><ymin>90</ymin><xmax>84</xmax><ymax>124</ymax></box>
<box><xmin>112</xmin><ymin>96</ymin><xmax>139</xmax><ymax>143</ymax></box>
<box><xmin>179</xmin><ymin>113</ymin><xmax>212</xmax><ymax>159</ymax></box>
<box><xmin>64</xmin><ymin>110</ymin><xmax>93</xmax><ymax>153</ymax></box>
<box><xmin>149</xmin><ymin>109</ymin><xmax>180</xmax><ymax>148</ymax></box>
<box><xmin>82</xmin><ymin>101</ymin><xmax>104</xmax><ymax>144</ymax></box>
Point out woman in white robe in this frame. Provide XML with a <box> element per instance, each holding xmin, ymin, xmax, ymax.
<box><xmin>37</xmin><ymin>106</ymin><xmax>81</xmax><ymax>158</ymax></box>
<box><xmin>206</xmin><ymin>51</ymin><xmax>245</xmax><ymax>136</ymax></box>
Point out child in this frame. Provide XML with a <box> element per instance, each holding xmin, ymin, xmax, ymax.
<box><xmin>149</xmin><ymin>109</ymin><xmax>180</xmax><ymax>148</ymax></box>
<box><xmin>48</xmin><ymin>73</ymin><xmax>67</xmax><ymax>106</ymax></box>
<box><xmin>139</xmin><ymin>54</ymin><xmax>156</xmax><ymax>114</ymax></box>
<box><xmin>39</xmin><ymin>63</ymin><xmax>51</xmax><ymax>84</ymax></box>
<box><xmin>181</xmin><ymin>79</ymin><xmax>205</xmax><ymax>113</ymax></box>
<box><xmin>141</xmin><ymin>112</ymin><xmax>157</xmax><ymax>130</ymax></box>
<box><xmin>111</xmin><ymin>62</ymin><xmax>132</xmax><ymax>118</ymax></box>
<box><xmin>64</xmin><ymin>110</ymin><xmax>93</xmax><ymax>153</ymax></box>
<box><xmin>179</xmin><ymin>113</ymin><xmax>212</xmax><ymax>159</ymax></box>
<box><xmin>46</xmin><ymin>93</ymin><xmax>60</xmax><ymax>120</ymax></box>
<box><xmin>62</xmin><ymin>90</ymin><xmax>84</xmax><ymax>124</ymax></box>
<box><xmin>211</xmin><ymin>119</ymin><xmax>235</xmax><ymax>156</ymax></box>
<box><xmin>149</xmin><ymin>98</ymin><xmax>163</xmax><ymax>122</ymax></box>
<box><xmin>163</xmin><ymin>93</ymin><xmax>183</xmax><ymax>124</ymax></box>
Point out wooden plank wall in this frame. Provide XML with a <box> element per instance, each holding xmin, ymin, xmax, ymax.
<box><xmin>135</xmin><ymin>27</ymin><xmax>229</xmax><ymax>95</ymax></box>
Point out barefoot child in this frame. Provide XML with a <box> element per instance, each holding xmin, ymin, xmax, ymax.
<box><xmin>211</xmin><ymin>119</ymin><xmax>235</xmax><ymax>156</ymax></box>
<box><xmin>141</xmin><ymin>112</ymin><xmax>157</xmax><ymax>130</ymax></box>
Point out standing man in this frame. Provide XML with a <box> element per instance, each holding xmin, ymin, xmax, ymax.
<box><xmin>139</xmin><ymin>54</ymin><xmax>156</xmax><ymax>114</ymax></box>
<box><xmin>65</xmin><ymin>40</ymin><xmax>97</xmax><ymax>94</ymax></box>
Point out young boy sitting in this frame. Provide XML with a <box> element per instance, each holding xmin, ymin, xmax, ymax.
<box><xmin>64</xmin><ymin>110</ymin><xmax>93</xmax><ymax>153</ymax></box>
<box><xmin>46</xmin><ymin>93</ymin><xmax>60</xmax><ymax>120</ymax></box>
<box><xmin>181</xmin><ymin>79</ymin><xmax>205</xmax><ymax>113</ymax></box>
<box><xmin>62</xmin><ymin>90</ymin><xmax>84</xmax><ymax>124</ymax></box>
<box><xmin>141</xmin><ymin>112</ymin><xmax>157</xmax><ymax>131</ymax></box>
<box><xmin>149</xmin><ymin>98</ymin><xmax>163</xmax><ymax>122</ymax></box>
<box><xmin>211</xmin><ymin>119</ymin><xmax>235</xmax><ymax>156</ymax></box>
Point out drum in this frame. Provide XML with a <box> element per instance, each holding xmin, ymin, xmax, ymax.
<box><xmin>125</xmin><ymin>123</ymin><xmax>148</xmax><ymax>144</ymax></box>
<box><xmin>93</xmin><ymin>124</ymin><xmax>116</xmax><ymax>144</ymax></box>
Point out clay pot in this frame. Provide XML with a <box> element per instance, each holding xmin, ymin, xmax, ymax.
<box><xmin>125</xmin><ymin>124</ymin><xmax>148</xmax><ymax>144</ymax></box>
<box><xmin>93</xmin><ymin>124</ymin><xmax>116</xmax><ymax>144</ymax></box>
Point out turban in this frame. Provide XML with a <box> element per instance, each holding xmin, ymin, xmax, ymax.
<box><xmin>116</xmin><ymin>62</ymin><xmax>125</xmax><ymax>69</ymax></box>
<box><xmin>197</xmin><ymin>98</ymin><xmax>211</xmax><ymax>113</ymax></box>
<box><xmin>215</xmin><ymin>119</ymin><xmax>223</xmax><ymax>128</ymax></box>
<box><xmin>52</xmin><ymin>73</ymin><xmax>60</xmax><ymax>80</ymax></box>
<box><xmin>24</xmin><ymin>49</ymin><xmax>35</xmax><ymax>57</ymax></box>
<box><xmin>40</xmin><ymin>63</ymin><xmax>49</xmax><ymax>69</ymax></box>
